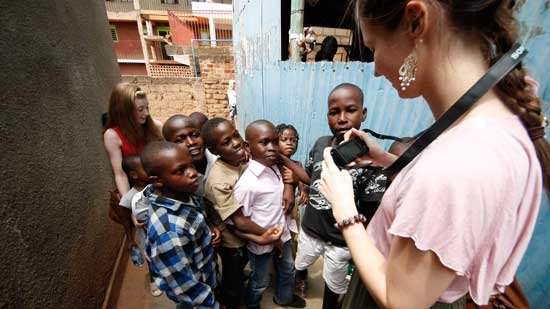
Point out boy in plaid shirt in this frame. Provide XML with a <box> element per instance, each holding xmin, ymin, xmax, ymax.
<box><xmin>141</xmin><ymin>141</ymin><xmax>218</xmax><ymax>309</ymax></box>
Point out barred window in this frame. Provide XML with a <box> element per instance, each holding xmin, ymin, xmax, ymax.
<box><xmin>109</xmin><ymin>24</ymin><xmax>118</xmax><ymax>42</ymax></box>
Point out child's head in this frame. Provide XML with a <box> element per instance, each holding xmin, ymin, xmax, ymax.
<box><xmin>245</xmin><ymin>120</ymin><xmax>279</xmax><ymax>166</ymax></box>
<box><xmin>189</xmin><ymin>112</ymin><xmax>209</xmax><ymax>130</ymax></box>
<box><xmin>276</xmin><ymin>124</ymin><xmax>299</xmax><ymax>158</ymax></box>
<box><xmin>122</xmin><ymin>155</ymin><xmax>149</xmax><ymax>187</ymax></box>
<box><xmin>327</xmin><ymin>83</ymin><xmax>367</xmax><ymax>140</ymax></box>
<box><xmin>202</xmin><ymin>118</ymin><xmax>246</xmax><ymax>165</ymax></box>
<box><xmin>140</xmin><ymin>141</ymin><xmax>200</xmax><ymax>195</ymax></box>
<box><xmin>162</xmin><ymin>115</ymin><xmax>205</xmax><ymax>164</ymax></box>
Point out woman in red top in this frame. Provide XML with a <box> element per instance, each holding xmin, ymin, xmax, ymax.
<box><xmin>104</xmin><ymin>83</ymin><xmax>163</xmax><ymax>195</ymax></box>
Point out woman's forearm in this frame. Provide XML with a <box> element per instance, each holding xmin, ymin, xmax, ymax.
<box><xmin>342</xmin><ymin>224</ymin><xmax>389</xmax><ymax>308</ymax></box>
<box><xmin>114</xmin><ymin>172</ymin><xmax>130</xmax><ymax>195</ymax></box>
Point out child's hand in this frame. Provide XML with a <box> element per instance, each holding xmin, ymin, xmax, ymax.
<box><xmin>210</xmin><ymin>225</ymin><xmax>222</xmax><ymax>248</ymax></box>
<box><xmin>259</xmin><ymin>226</ymin><xmax>282</xmax><ymax>244</ymax></box>
<box><xmin>131</xmin><ymin>213</ymin><xmax>146</xmax><ymax>228</ymax></box>
<box><xmin>282</xmin><ymin>166</ymin><xmax>297</xmax><ymax>184</ymax></box>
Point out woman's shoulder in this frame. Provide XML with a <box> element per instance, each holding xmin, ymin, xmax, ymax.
<box><xmin>153</xmin><ymin>119</ymin><xmax>163</xmax><ymax>131</ymax></box>
<box><xmin>395</xmin><ymin>116</ymin><xmax>538</xmax><ymax>198</ymax></box>
<box><xmin>103</xmin><ymin>128</ymin><xmax>122</xmax><ymax>146</ymax></box>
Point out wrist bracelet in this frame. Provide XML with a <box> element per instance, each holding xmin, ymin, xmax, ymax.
<box><xmin>334</xmin><ymin>214</ymin><xmax>366</xmax><ymax>230</ymax></box>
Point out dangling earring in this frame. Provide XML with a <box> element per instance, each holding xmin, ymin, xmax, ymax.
<box><xmin>398</xmin><ymin>47</ymin><xmax>418</xmax><ymax>91</ymax></box>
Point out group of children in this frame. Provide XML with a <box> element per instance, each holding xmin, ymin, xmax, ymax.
<box><xmin>117</xmin><ymin>83</ymin><xmax>385</xmax><ymax>309</ymax></box>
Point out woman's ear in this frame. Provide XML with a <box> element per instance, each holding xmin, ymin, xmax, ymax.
<box><xmin>404</xmin><ymin>1</ymin><xmax>428</xmax><ymax>39</ymax></box>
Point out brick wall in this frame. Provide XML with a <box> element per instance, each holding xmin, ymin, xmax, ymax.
<box><xmin>198</xmin><ymin>55</ymin><xmax>235</xmax><ymax>80</ymax></box>
<box><xmin>121</xmin><ymin>76</ymin><xmax>230</xmax><ymax>123</ymax></box>
<box><xmin>120</xmin><ymin>48</ymin><xmax>234</xmax><ymax>123</ymax></box>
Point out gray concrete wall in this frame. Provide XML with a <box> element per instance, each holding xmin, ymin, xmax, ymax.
<box><xmin>0</xmin><ymin>1</ymin><xmax>122</xmax><ymax>308</ymax></box>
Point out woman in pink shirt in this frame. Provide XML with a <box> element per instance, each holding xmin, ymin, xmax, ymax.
<box><xmin>319</xmin><ymin>0</ymin><xmax>549</xmax><ymax>308</ymax></box>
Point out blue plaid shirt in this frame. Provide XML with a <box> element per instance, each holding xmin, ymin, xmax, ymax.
<box><xmin>143</xmin><ymin>185</ymin><xmax>218</xmax><ymax>308</ymax></box>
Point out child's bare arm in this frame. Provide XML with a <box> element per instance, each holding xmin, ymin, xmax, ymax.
<box><xmin>280</xmin><ymin>155</ymin><xmax>310</xmax><ymax>184</ymax></box>
<box><xmin>233</xmin><ymin>226</ymin><xmax>282</xmax><ymax>245</ymax></box>
<box><xmin>282</xmin><ymin>184</ymin><xmax>295</xmax><ymax>215</ymax></box>
<box><xmin>297</xmin><ymin>182</ymin><xmax>309</xmax><ymax>206</ymax></box>
<box><xmin>230</xmin><ymin>208</ymin><xmax>267</xmax><ymax>235</ymax></box>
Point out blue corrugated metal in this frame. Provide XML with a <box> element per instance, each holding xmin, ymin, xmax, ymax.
<box><xmin>233</xmin><ymin>1</ymin><xmax>550</xmax><ymax>307</ymax></box>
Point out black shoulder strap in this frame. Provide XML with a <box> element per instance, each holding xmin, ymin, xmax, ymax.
<box><xmin>383</xmin><ymin>43</ymin><xmax>527</xmax><ymax>176</ymax></box>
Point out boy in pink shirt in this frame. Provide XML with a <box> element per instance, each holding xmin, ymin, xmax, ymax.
<box><xmin>234</xmin><ymin>120</ymin><xmax>306</xmax><ymax>309</ymax></box>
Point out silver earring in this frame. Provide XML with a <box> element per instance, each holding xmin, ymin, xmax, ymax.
<box><xmin>398</xmin><ymin>48</ymin><xmax>418</xmax><ymax>91</ymax></box>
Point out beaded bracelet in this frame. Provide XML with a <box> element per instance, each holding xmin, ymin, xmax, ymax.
<box><xmin>334</xmin><ymin>214</ymin><xmax>367</xmax><ymax>230</ymax></box>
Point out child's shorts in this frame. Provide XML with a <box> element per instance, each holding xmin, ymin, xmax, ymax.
<box><xmin>294</xmin><ymin>230</ymin><xmax>351</xmax><ymax>294</ymax></box>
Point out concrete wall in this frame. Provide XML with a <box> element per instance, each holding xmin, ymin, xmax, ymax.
<box><xmin>1</xmin><ymin>1</ymin><xmax>122</xmax><ymax>308</ymax></box>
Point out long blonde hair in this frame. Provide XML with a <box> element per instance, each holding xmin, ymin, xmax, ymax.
<box><xmin>105</xmin><ymin>83</ymin><xmax>162</xmax><ymax>147</ymax></box>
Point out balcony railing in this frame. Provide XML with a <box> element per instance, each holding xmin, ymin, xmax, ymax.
<box><xmin>168</xmin><ymin>10</ymin><xmax>232</xmax><ymax>47</ymax></box>
<box><xmin>140</xmin><ymin>0</ymin><xmax>191</xmax><ymax>11</ymax></box>
<box><xmin>105</xmin><ymin>0</ymin><xmax>135</xmax><ymax>12</ymax></box>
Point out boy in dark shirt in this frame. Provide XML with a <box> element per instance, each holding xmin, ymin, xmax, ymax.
<box><xmin>295</xmin><ymin>83</ymin><xmax>378</xmax><ymax>308</ymax></box>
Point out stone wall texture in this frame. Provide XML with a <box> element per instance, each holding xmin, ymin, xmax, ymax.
<box><xmin>1</xmin><ymin>1</ymin><xmax>122</xmax><ymax>308</ymax></box>
<box><xmin>122</xmin><ymin>54</ymin><xmax>235</xmax><ymax>123</ymax></box>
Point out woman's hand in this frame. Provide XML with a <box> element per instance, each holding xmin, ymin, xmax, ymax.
<box><xmin>343</xmin><ymin>128</ymin><xmax>397</xmax><ymax>168</ymax></box>
<box><xmin>319</xmin><ymin>148</ymin><xmax>358</xmax><ymax>223</ymax></box>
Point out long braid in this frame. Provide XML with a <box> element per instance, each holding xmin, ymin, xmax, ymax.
<box><xmin>480</xmin><ymin>0</ymin><xmax>550</xmax><ymax>190</ymax></box>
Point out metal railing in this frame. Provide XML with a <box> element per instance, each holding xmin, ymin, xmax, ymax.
<box><xmin>168</xmin><ymin>10</ymin><xmax>232</xmax><ymax>47</ymax></box>
<box><xmin>105</xmin><ymin>0</ymin><xmax>135</xmax><ymax>12</ymax></box>
<box><xmin>140</xmin><ymin>0</ymin><xmax>191</xmax><ymax>11</ymax></box>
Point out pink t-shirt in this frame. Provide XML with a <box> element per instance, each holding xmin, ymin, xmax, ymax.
<box><xmin>367</xmin><ymin>116</ymin><xmax>542</xmax><ymax>305</ymax></box>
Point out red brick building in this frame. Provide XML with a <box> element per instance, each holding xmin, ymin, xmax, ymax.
<box><xmin>105</xmin><ymin>0</ymin><xmax>232</xmax><ymax>77</ymax></box>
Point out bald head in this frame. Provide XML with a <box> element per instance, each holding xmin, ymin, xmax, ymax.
<box><xmin>140</xmin><ymin>141</ymin><xmax>181</xmax><ymax>176</ymax></box>
<box><xmin>245</xmin><ymin>120</ymin><xmax>276</xmax><ymax>141</ymax></box>
<box><xmin>329</xmin><ymin>83</ymin><xmax>364</xmax><ymax>106</ymax></box>
<box><xmin>189</xmin><ymin>112</ymin><xmax>209</xmax><ymax>129</ymax></box>
<box><xmin>162</xmin><ymin>115</ymin><xmax>198</xmax><ymax>141</ymax></box>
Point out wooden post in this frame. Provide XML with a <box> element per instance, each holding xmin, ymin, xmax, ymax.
<box><xmin>135</xmin><ymin>0</ymin><xmax>151</xmax><ymax>75</ymax></box>
<box><xmin>209</xmin><ymin>13</ymin><xmax>217</xmax><ymax>47</ymax></box>
<box><xmin>289</xmin><ymin>0</ymin><xmax>305</xmax><ymax>61</ymax></box>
